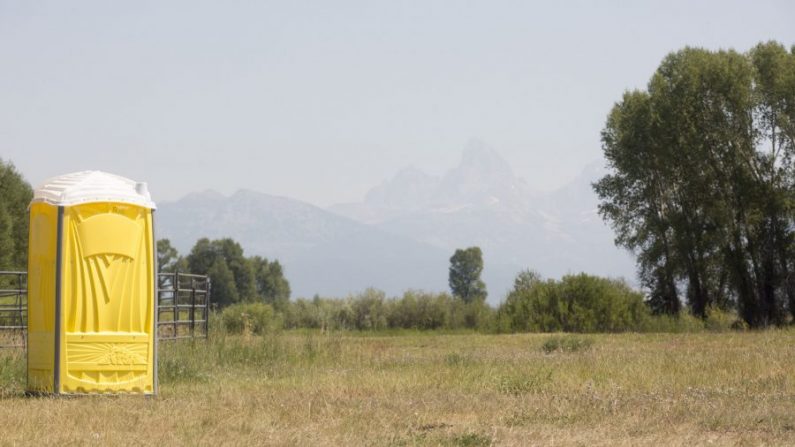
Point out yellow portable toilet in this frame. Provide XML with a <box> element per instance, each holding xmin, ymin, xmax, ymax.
<box><xmin>27</xmin><ymin>171</ymin><xmax>157</xmax><ymax>395</ymax></box>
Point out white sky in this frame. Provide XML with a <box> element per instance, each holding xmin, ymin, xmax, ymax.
<box><xmin>1</xmin><ymin>1</ymin><xmax>794</xmax><ymax>206</ymax></box>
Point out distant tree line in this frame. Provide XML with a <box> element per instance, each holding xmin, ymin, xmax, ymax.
<box><xmin>157</xmin><ymin>238</ymin><xmax>290</xmax><ymax>309</ymax></box>
<box><xmin>220</xmin><ymin>269</ymin><xmax>735</xmax><ymax>335</ymax></box>
<box><xmin>594</xmin><ymin>41</ymin><xmax>795</xmax><ymax>327</ymax></box>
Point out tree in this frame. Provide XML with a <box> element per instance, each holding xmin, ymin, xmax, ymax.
<box><xmin>207</xmin><ymin>257</ymin><xmax>239</xmax><ymax>307</ymax></box>
<box><xmin>0</xmin><ymin>204</ymin><xmax>13</xmax><ymax>269</ymax></box>
<box><xmin>512</xmin><ymin>269</ymin><xmax>542</xmax><ymax>293</ymax></box>
<box><xmin>250</xmin><ymin>256</ymin><xmax>291</xmax><ymax>309</ymax></box>
<box><xmin>186</xmin><ymin>238</ymin><xmax>218</xmax><ymax>275</ymax></box>
<box><xmin>594</xmin><ymin>89</ymin><xmax>683</xmax><ymax>315</ymax></box>
<box><xmin>214</xmin><ymin>238</ymin><xmax>256</xmax><ymax>301</ymax></box>
<box><xmin>0</xmin><ymin>159</ymin><xmax>33</xmax><ymax>270</ymax></box>
<box><xmin>448</xmin><ymin>246</ymin><xmax>487</xmax><ymax>303</ymax></box>
<box><xmin>186</xmin><ymin>237</ymin><xmax>256</xmax><ymax>302</ymax></box>
<box><xmin>594</xmin><ymin>42</ymin><xmax>795</xmax><ymax>327</ymax></box>
<box><xmin>156</xmin><ymin>239</ymin><xmax>187</xmax><ymax>273</ymax></box>
<box><xmin>185</xmin><ymin>237</ymin><xmax>290</xmax><ymax>308</ymax></box>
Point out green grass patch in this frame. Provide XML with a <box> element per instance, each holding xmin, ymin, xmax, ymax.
<box><xmin>541</xmin><ymin>335</ymin><xmax>594</xmax><ymax>354</ymax></box>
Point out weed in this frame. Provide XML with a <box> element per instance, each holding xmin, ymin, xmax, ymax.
<box><xmin>444</xmin><ymin>352</ymin><xmax>470</xmax><ymax>367</ymax></box>
<box><xmin>497</xmin><ymin>368</ymin><xmax>554</xmax><ymax>395</ymax></box>
<box><xmin>0</xmin><ymin>350</ymin><xmax>24</xmax><ymax>397</ymax></box>
<box><xmin>449</xmin><ymin>432</ymin><xmax>492</xmax><ymax>447</ymax></box>
<box><xmin>541</xmin><ymin>335</ymin><xmax>594</xmax><ymax>354</ymax></box>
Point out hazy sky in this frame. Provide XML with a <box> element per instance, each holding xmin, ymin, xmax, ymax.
<box><xmin>2</xmin><ymin>1</ymin><xmax>794</xmax><ymax>206</ymax></box>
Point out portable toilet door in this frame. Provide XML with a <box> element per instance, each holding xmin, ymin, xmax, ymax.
<box><xmin>27</xmin><ymin>171</ymin><xmax>157</xmax><ymax>395</ymax></box>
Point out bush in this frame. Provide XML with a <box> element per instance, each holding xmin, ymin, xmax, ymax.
<box><xmin>349</xmin><ymin>288</ymin><xmax>389</xmax><ymax>330</ymax></box>
<box><xmin>704</xmin><ymin>305</ymin><xmax>740</xmax><ymax>332</ymax></box>
<box><xmin>500</xmin><ymin>273</ymin><xmax>650</xmax><ymax>333</ymax></box>
<box><xmin>386</xmin><ymin>290</ymin><xmax>453</xmax><ymax>330</ymax></box>
<box><xmin>221</xmin><ymin>302</ymin><xmax>282</xmax><ymax>335</ymax></box>
<box><xmin>282</xmin><ymin>289</ymin><xmax>497</xmax><ymax>332</ymax></box>
<box><xmin>450</xmin><ymin>299</ymin><xmax>495</xmax><ymax>331</ymax></box>
<box><xmin>636</xmin><ymin>312</ymin><xmax>705</xmax><ymax>333</ymax></box>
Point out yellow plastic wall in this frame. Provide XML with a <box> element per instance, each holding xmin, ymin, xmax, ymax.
<box><xmin>59</xmin><ymin>202</ymin><xmax>155</xmax><ymax>394</ymax></box>
<box><xmin>27</xmin><ymin>201</ymin><xmax>156</xmax><ymax>394</ymax></box>
<box><xmin>27</xmin><ymin>203</ymin><xmax>58</xmax><ymax>392</ymax></box>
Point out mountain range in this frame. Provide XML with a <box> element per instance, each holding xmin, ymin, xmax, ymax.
<box><xmin>157</xmin><ymin>140</ymin><xmax>635</xmax><ymax>303</ymax></box>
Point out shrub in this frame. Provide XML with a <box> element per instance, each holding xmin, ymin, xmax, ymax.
<box><xmin>704</xmin><ymin>305</ymin><xmax>740</xmax><ymax>332</ymax></box>
<box><xmin>282</xmin><ymin>296</ymin><xmax>349</xmax><ymax>330</ymax></box>
<box><xmin>282</xmin><ymin>289</ymin><xmax>497</xmax><ymax>332</ymax></box>
<box><xmin>500</xmin><ymin>273</ymin><xmax>650</xmax><ymax>332</ymax></box>
<box><xmin>348</xmin><ymin>288</ymin><xmax>389</xmax><ymax>330</ymax></box>
<box><xmin>387</xmin><ymin>290</ymin><xmax>453</xmax><ymax>330</ymax></box>
<box><xmin>221</xmin><ymin>302</ymin><xmax>282</xmax><ymax>335</ymax></box>
<box><xmin>637</xmin><ymin>312</ymin><xmax>705</xmax><ymax>333</ymax></box>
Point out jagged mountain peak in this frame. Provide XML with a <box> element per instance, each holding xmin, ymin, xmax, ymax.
<box><xmin>434</xmin><ymin>140</ymin><xmax>528</xmax><ymax>208</ymax></box>
<box><xmin>330</xmin><ymin>140</ymin><xmax>533</xmax><ymax>222</ymax></box>
<box><xmin>158</xmin><ymin>150</ymin><xmax>635</xmax><ymax>301</ymax></box>
<box><xmin>363</xmin><ymin>165</ymin><xmax>439</xmax><ymax>210</ymax></box>
<box><xmin>458</xmin><ymin>138</ymin><xmax>515</xmax><ymax>177</ymax></box>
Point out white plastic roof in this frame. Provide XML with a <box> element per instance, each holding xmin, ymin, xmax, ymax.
<box><xmin>31</xmin><ymin>171</ymin><xmax>156</xmax><ymax>209</ymax></box>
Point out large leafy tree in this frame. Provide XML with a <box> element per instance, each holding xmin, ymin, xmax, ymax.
<box><xmin>185</xmin><ymin>237</ymin><xmax>290</xmax><ymax>308</ymax></box>
<box><xmin>250</xmin><ymin>256</ymin><xmax>291</xmax><ymax>310</ymax></box>
<box><xmin>594</xmin><ymin>42</ymin><xmax>795</xmax><ymax>327</ymax></box>
<box><xmin>156</xmin><ymin>239</ymin><xmax>188</xmax><ymax>273</ymax></box>
<box><xmin>448</xmin><ymin>246</ymin><xmax>487</xmax><ymax>303</ymax></box>
<box><xmin>207</xmin><ymin>257</ymin><xmax>239</xmax><ymax>307</ymax></box>
<box><xmin>0</xmin><ymin>159</ymin><xmax>33</xmax><ymax>270</ymax></box>
<box><xmin>213</xmin><ymin>238</ymin><xmax>257</xmax><ymax>301</ymax></box>
<box><xmin>187</xmin><ymin>238</ymin><xmax>250</xmax><ymax>306</ymax></box>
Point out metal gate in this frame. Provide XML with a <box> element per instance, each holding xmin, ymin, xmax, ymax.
<box><xmin>0</xmin><ymin>271</ymin><xmax>210</xmax><ymax>348</ymax></box>
<box><xmin>157</xmin><ymin>272</ymin><xmax>211</xmax><ymax>340</ymax></box>
<box><xmin>0</xmin><ymin>271</ymin><xmax>27</xmax><ymax>348</ymax></box>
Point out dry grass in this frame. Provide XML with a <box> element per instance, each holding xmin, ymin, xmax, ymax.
<box><xmin>1</xmin><ymin>330</ymin><xmax>795</xmax><ymax>446</ymax></box>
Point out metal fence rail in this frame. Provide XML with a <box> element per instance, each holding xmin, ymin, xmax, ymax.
<box><xmin>0</xmin><ymin>271</ymin><xmax>27</xmax><ymax>348</ymax></box>
<box><xmin>0</xmin><ymin>271</ymin><xmax>210</xmax><ymax>348</ymax></box>
<box><xmin>157</xmin><ymin>272</ymin><xmax>211</xmax><ymax>341</ymax></box>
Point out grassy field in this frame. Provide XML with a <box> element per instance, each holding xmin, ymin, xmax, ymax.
<box><xmin>1</xmin><ymin>329</ymin><xmax>795</xmax><ymax>446</ymax></box>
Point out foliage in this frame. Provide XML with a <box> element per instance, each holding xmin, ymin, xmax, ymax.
<box><xmin>184</xmin><ymin>237</ymin><xmax>290</xmax><ymax>308</ymax></box>
<box><xmin>637</xmin><ymin>312</ymin><xmax>709</xmax><ymax>333</ymax></box>
<box><xmin>349</xmin><ymin>288</ymin><xmax>389</xmax><ymax>330</ymax></box>
<box><xmin>387</xmin><ymin>290</ymin><xmax>456</xmax><ymax>330</ymax></box>
<box><xmin>250</xmin><ymin>256</ymin><xmax>291</xmax><ymax>310</ymax></box>
<box><xmin>282</xmin><ymin>289</ymin><xmax>495</xmax><ymax>331</ymax></box>
<box><xmin>187</xmin><ymin>238</ymin><xmax>251</xmax><ymax>306</ymax></box>
<box><xmin>0</xmin><ymin>160</ymin><xmax>32</xmax><ymax>270</ymax></box>
<box><xmin>156</xmin><ymin>238</ymin><xmax>188</xmax><ymax>273</ymax></box>
<box><xmin>220</xmin><ymin>302</ymin><xmax>282</xmax><ymax>335</ymax></box>
<box><xmin>594</xmin><ymin>42</ymin><xmax>795</xmax><ymax>327</ymax></box>
<box><xmin>449</xmin><ymin>432</ymin><xmax>492</xmax><ymax>447</ymax></box>
<box><xmin>499</xmin><ymin>272</ymin><xmax>649</xmax><ymax>332</ymax></box>
<box><xmin>208</xmin><ymin>257</ymin><xmax>240</xmax><ymax>306</ymax></box>
<box><xmin>448</xmin><ymin>246</ymin><xmax>487</xmax><ymax>303</ymax></box>
<box><xmin>704</xmin><ymin>305</ymin><xmax>741</xmax><ymax>332</ymax></box>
